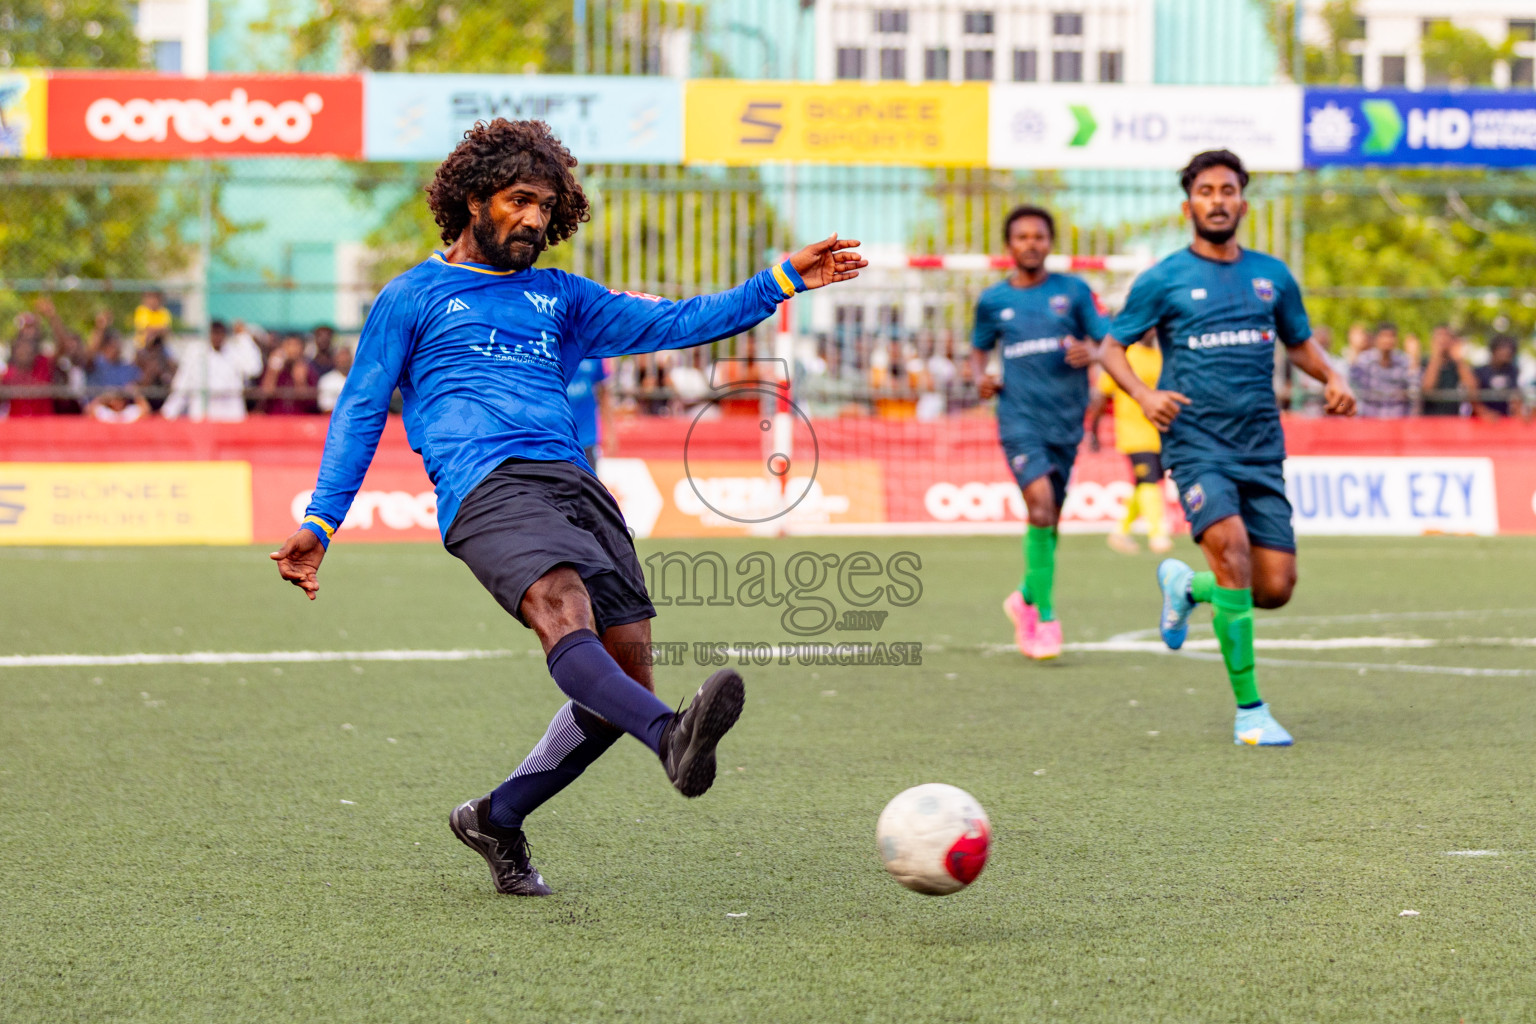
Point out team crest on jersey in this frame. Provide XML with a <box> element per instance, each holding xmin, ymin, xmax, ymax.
<box><xmin>1251</xmin><ymin>278</ymin><xmax>1275</xmax><ymax>302</ymax></box>
<box><xmin>1049</xmin><ymin>295</ymin><xmax>1070</xmax><ymax>315</ymax></box>
<box><xmin>999</xmin><ymin>307</ymin><xmax>1015</xmax><ymax>321</ymax></box>
<box><xmin>525</xmin><ymin>292</ymin><xmax>559</xmax><ymax>316</ymax></box>
<box><xmin>1184</xmin><ymin>483</ymin><xmax>1206</xmax><ymax>513</ymax></box>
<box><xmin>1011</xmin><ymin>453</ymin><xmax>1029</xmax><ymax>473</ymax></box>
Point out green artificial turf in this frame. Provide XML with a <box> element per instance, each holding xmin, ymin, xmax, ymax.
<box><xmin>2</xmin><ymin>536</ymin><xmax>1534</xmax><ymax>1022</ymax></box>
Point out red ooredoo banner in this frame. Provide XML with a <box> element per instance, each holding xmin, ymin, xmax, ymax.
<box><xmin>46</xmin><ymin>73</ymin><xmax>364</xmax><ymax>158</ymax></box>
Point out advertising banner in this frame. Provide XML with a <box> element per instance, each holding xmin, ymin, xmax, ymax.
<box><xmin>990</xmin><ymin>85</ymin><xmax>1302</xmax><ymax>171</ymax></box>
<box><xmin>684</xmin><ymin>82</ymin><xmax>988</xmax><ymax>166</ymax></box>
<box><xmin>0</xmin><ymin>72</ymin><xmax>47</xmax><ymax>157</ymax></box>
<box><xmin>0</xmin><ymin>462</ymin><xmax>252</xmax><ymax>545</ymax></box>
<box><xmin>45</xmin><ymin>73</ymin><xmax>364</xmax><ymax>159</ymax></box>
<box><xmin>1284</xmin><ymin>456</ymin><xmax>1498</xmax><ymax>536</ymax></box>
<box><xmin>364</xmin><ymin>74</ymin><xmax>682</xmax><ymax>163</ymax></box>
<box><xmin>252</xmin><ymin>464</ymin><xmax>439</xmax><ymax>543</ymax></box>
<box><xmin>1304</xmin><ymin>88</ymin><xmax>1536</xmax><ymax>167</ymax></box>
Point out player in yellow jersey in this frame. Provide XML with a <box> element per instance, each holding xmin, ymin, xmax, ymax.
<box><xmin>1088</xmin><ymin>333</ymin><xmax>1172</xmax><ymax>555</ymax></box>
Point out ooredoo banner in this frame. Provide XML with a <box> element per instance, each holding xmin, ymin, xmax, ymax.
<box><xmin>365</xmin><ymin>74</ymin><xmax>682</xmax><ymax>163</ymax></box>
<box><xmin>990</xmin><ymin>85</ymin><xmax>1303</xmax><ymax>171</ymax></box>
<box><xmin>45</xmin><ymin>73</ymin><xmax>364</xmax><ymax>159</ymax></box>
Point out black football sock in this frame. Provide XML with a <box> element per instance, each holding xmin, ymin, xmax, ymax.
<box><xmin>545</xmin><ymin>629</ymin><xmax>673</xmax><ymax>754</ymax></box>
<box><xmin>489</xmin><ymin>702</ymin><xmax>622</xmax><ymax>829</ymax></box>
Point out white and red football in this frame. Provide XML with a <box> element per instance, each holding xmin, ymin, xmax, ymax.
<box><xmin>875</xmin><ymin>783</ymin><xmax>991</xmax><ymax>895</ymax></box>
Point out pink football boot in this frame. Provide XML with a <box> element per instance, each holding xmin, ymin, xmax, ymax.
<box><xmin>1002</xmin><ymin>590</ymin><xmax>1037</xmax><ymax>658</ymax></box>
<box><xmin>1032</xmin><ymin>619</ymin><xmax>1063</xmax><ymax>660</ymax></box>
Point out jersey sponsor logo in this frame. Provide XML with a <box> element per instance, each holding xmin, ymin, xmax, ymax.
<box><xmin>1252</xmin><ymin>277</ymin><xmax>1275</xmax><ymax>302</ymax></box>
<box><xmin>1049</xmin><ymin>294</ymin><xmax>1070</xmax><ymax>315</ymax></box>
<box><xmin>525</xmin><ymin>292</ymin><xmax>559</xmax><ymax>316</ymax></box>
<box><xmin>1002</xmin><ymin>336</ymin><xmax>1065</xmax><ymax>359</ymax></box>
<box><xmin>445</xmin><ymin>297</ymin><xmax>471</xmax><ymax>313</ymax></box>
<box><xmin>1184</xmin><ymin>483</ymin><xmax>1206</xmax><ymax>513</ymax></box>
<box><xmin>1190</xmin><ymin>288</ymin><xmax>1208</xmax><ymax>300</ymax></box>
<box><xmin>1185</xmin><ymin>328</ymin><xmax>1275</xmax><ymax>351</ymax></box>
<box><xmin>470</xmin><ymin>328</ymin><xmax>560</xmax><ymax>366</ymax></box>
<box><xmin>999</xmin><ymin>307</ymin><xmax>1016</xmax><ymax>321</ymax></box>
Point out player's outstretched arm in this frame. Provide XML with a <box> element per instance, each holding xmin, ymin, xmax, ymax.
<box><xmin>574</xmin><ymin>236</ymin><xmax>865</xmax><ymax>359</ymax></box>
<box><xmin>1100</xmin><ymin>336</ymin><xmax>1188</xmax><ymax>430</ymax></box>
<box><xmin>786</xmin><ymin>234</ymin><xmax>868</xmax><ymax>289</ymax></box>
<box><xmin>270</xmin><ymin>528</ymin><xmax>326</xmax><ymax>601</ymax></box>
<box><xmin>1289</xmin><ymin>337</ymin><xmax>1356</xmax><ymax>416</ymax></box>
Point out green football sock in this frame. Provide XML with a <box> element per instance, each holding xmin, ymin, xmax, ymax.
<box><xmin>1212</xmin><ymin>585</ymin><xmax>1260</xmax><ymax>708</ymax></box>
<box><xmin>1019</xmin><ymin>525</ymin><xmax>1058</xmax><ymax>622</ymax></box>
<box><xmin>1189</xmin><ymin>571</ymin><xmax>1217</xmax><ymax>604</ymax></box>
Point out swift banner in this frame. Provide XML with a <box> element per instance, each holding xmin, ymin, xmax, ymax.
<box><xmin>684</xmin><ymin>81</ymin><xmax>988</xmax><ymax>166</ymax></box>
<box><xmin>45</xmin><ymin>73</ymin><xmax>364</xmax><ymax>158</ymax></box>
<box><xmin>0</xmin><ymin>72</ymin><xmax>47</xmax><ymax>157</ymax></box>
<box><xmin>364</xmin><ymin>74</ymin><xmax>682</xmax><ymax>163</ymax></box>
<box><xmin>1304</xmin><ymin>88</ymin><xmax>1536</xmax><ymax>167</ymax></box>
<box><xmin>0</xmin><ymin>462</ymin><xmax>252</xmax><ymax>545</ymax></box>
<box><xmin>989</xmin><ymin>85</ymin><xmax>1302</xmax><ymax>171</ymax></box>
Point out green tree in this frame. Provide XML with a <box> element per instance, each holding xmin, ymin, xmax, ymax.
<box><xmin>1302</xmin><ymin>171</ymin><xmax>1536</xmax><ymax>342</ymax></box>
<box><xmin>1263</xmin><ymin>0</ymin><xmax>1364</xmax><ymax>85</ymax></box>
<box><xmin>1421</xmin><ymin>22</ymin><xmax>1509</xmax><ymax>87</ymax></box>
<box><xmin>0</xmin><ymin>0</ymin><xmax>144</xmax><ymax>68</ymax></box>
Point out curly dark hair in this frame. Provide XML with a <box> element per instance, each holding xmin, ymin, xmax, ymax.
<box><xmin>425</xmin><ymin>119</ymin><xmax>591</xmax><ymax>247</ymax></box>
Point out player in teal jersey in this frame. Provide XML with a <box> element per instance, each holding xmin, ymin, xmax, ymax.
<box><xmin>971</xmin><ymin>205</ymin><xmax>1108</xmax><ymax>660</ymax></box>
<box><xmin>1099</xmin><ymin>150</ymin><xmax>1356</xmax><ymax>746</ymax></box>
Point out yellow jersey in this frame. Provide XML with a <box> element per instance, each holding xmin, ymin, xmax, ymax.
<box><xmin>1097</xmin><ymin>342</ymin><xmax>1162</xmax><ymax>454</ymax></box>
<box><xmin>133</xmin><ymin>304</ymin><xmax>172</xmax><ymax>345</ymax></box>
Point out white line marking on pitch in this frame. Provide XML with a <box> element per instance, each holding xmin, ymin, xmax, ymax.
<box><xmin>0</xmin><ymin>649</ymin><xmax>517</xmax><ymax>669</ymax></box>
<box><xmin>1444</xmin><ymin>850</ymin><xmax>1499</xmax><ymax>856</ymax></box>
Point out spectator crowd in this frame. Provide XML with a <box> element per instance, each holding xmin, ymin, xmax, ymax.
<box><xmin>2</xmin><ymin>291</ymin><xmax>1531</xmax><ymax>425</ymax></box>
<box><xmin>0</xmin><ymin>291</ymin><xmax>353</xmax><ymax>422</ymax></box>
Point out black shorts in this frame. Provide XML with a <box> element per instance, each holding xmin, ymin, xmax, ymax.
<box><xmin>1128</xmin><ymin>451</ymin><xmax>1164</xmax><ymax>484</ymax></box>
<box><xmin>445</xmin><ymin>458</ymin><xmax>656</xmax><ymax>634</ymax></box>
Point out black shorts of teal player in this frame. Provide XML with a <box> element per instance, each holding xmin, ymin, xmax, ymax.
<box><xmin>972</xmin><ymin>272</ymin><xmax>1107</xmax><ymax>623</ymax></box>
<box><xmin>1110</xmin><ymin>245</ymin><xmax>1312</xmax><ymax>723</ymax></box>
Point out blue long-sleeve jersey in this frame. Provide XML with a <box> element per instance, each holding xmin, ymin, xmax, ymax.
<box><xmin>301</xmin><ymin>252</ymin><xmax>803</xmax><ymax>545</ymax></box>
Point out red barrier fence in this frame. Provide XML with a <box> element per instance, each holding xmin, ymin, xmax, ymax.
<box><xmin>1</xmin><ymin>415</ymin><xmax>1531</xmax><ymax>542</ymax></box>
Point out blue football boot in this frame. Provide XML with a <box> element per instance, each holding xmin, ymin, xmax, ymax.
<box><xmin>1234</xmin><ymin>703</ymin><xmax>1294</xmax><ymax>747</ymax></box>
<box><xmin>1156</xmin><ymin>558</ymin><xmax>1196</xmax><ymax>650</ymax></box>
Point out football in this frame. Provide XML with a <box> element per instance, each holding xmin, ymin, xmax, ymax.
<box><xmin>875</xmin><ymin>784</ymin><xmax>991</xmax><ymax>895</ymax></box>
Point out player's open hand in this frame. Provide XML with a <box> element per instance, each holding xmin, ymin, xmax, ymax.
<box><xmin>789</xmin><ymin>234</ymin><xmax>867</xmax><ymax>289</ymax></box>
<box><xmin>1323</xmin><ymin>375</ymin><xmax>1356</xmax><ymax>417</ymax></box>
<box><xmin>1139</xmin><ymin>389</ymin><xmax>1191</xmax><ymax>430</ymax></box>
<box><xmin>977</xmin><ymin>374</ymin><xmax>1002</xmax><ymax>399</ymax></box>
<box><xmin>1063</xmin><ymin>338</ymin><xmax>1097</xmax><ymax>368</ymax></box>
<box><xmin>270</xmin><ymin>528</ymin><xmax>326</xmax><ymax>600</ymax></box>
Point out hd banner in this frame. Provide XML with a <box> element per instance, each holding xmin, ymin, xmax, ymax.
<box><xmin>1304</xmin><ymin>88</ymin><xmax>1536</xmax><ymax>167</ymax></box>
<box><xmin>684</xmin><ymin>81</ymin><xmax>989</xmax><ymax>166</ymax></box>
<box><xmin>989</xmin><ymin>85</ymin><xmax>1303</xmax><ymax>171</ymax></box>
<box><xmin>364</xmin><ymin>74</ymin><xmax>682</xmax><ymax>163</ymax></box>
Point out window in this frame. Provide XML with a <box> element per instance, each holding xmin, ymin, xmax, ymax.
<box><xmin>153</xmin><ymin>39</ymin><xmax>182</xmax><ymax>73</ymax></box>
<box><xmin>1052</xmin><ymin>50</ymin><xmax>1083</xmax><ymax>82</ymax></box>
<box><xmin>1052</xmin><ymin>12</ymin><xmax>1084</xmax><ymax>36</ymax></box>
<box><xmin>964</xmin><ymin>49</ymin><xmax>994</xmax><ymax>80</ymax></box>
<box><xmin>963</xmin><ymin>11</ymin><xmax>994</xmax><ymax>35</ymax></box>
<box><xmin>1098</xmin><ymin>50</ymin><xmax>1122</xmax><ymax>82</ymax></box>
<box><xmin>1421</xmin><ymin>18</ymin><xmax>1449</xmax><ymax>37</ymax></box>
<box><xmin>1381</xmin><ymin>54</ymin><xmax>1406</xmax><ymax>86</ymax></box>
<box><xmin>874</xmin><ymin>8</ymin><xmax>908</xmax><ymax>33</ymax></box>
<box><xmin>879</xmin><ymin>47</ymin><xmax>906</xmax><ymax>80</ymax></box>
<box><xmin>836</xmin><ymin>47</ymin><xmax>866</xmax><ymax>80</ymax></box>
<box><xmin>1514</xmin><ymin>57</ymin><xmax>1535</xmax><ymax>87</ymax></box>
<box><xmin>1350</xmin><ymin>53</ymin><xmax>1364</xmax><ymax>82</ymax></box>
<box><xmin>1012</xmin><ymin>48</ymin><xmax>1038</xmax><ymax>81</ymax></box>
<box><xmin>924</xmin><ymin>47</ymin><xmax>950</xmax><ymax>80</ymax></box>
<box><xmin>1350</xmin><ymin>16</ymin><xmax>1366</xmax><ymax>39</ymax></box>
<box><xmin>1510</xmin><ymin>20</ymin><xmax>1536</xmax><ymax>42</ymax></box>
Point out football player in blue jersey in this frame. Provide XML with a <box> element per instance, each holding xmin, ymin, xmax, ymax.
<box><xmin>1098</xmin><ymin>150</ymin><xmax>1355</xmax><ymax>747</ymax></box>
<box><xmin>269</xmin><ymin>119</ymin><xmax>866</xmax><ymax>895</ymax></box>
<box><xmin>971</xmin><ymin>205</ymin><xmax>1108</xmax><ymax>661</ymax></box>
